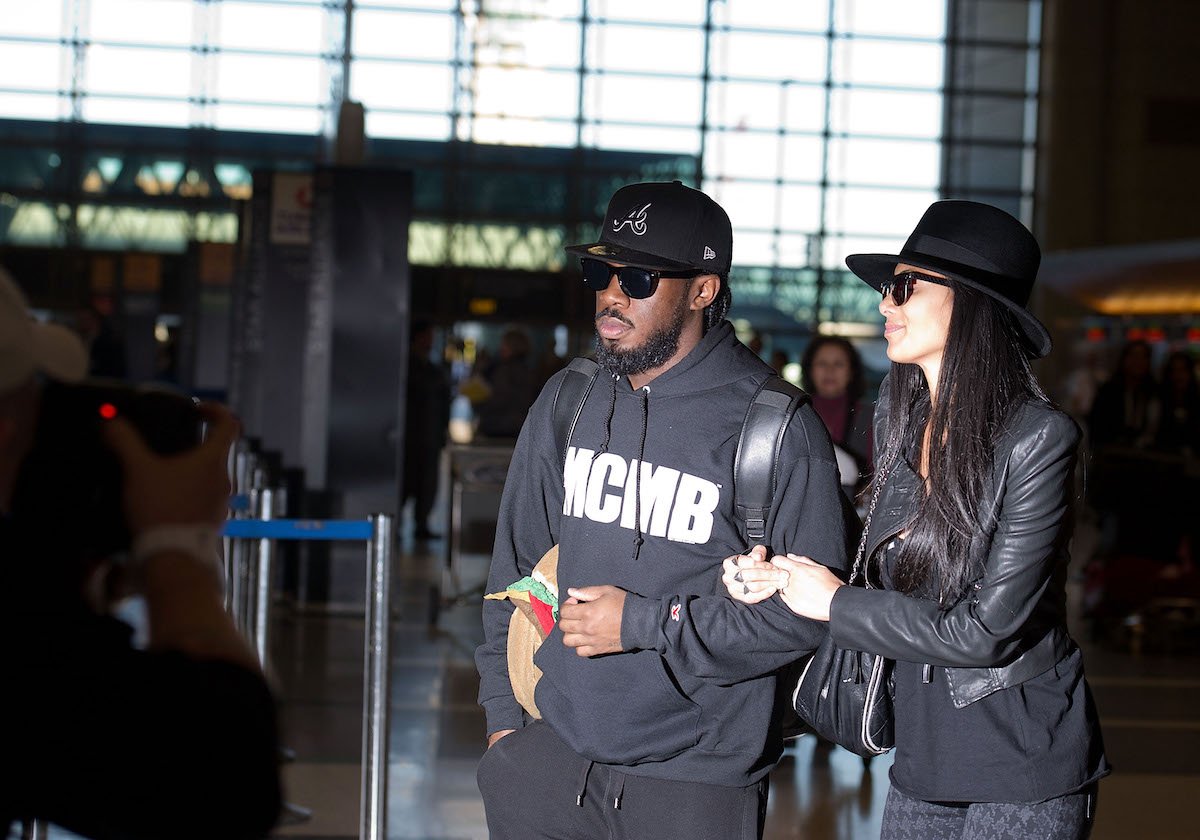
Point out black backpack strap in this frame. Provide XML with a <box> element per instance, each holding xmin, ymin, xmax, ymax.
<box><xmin>733</xmin><ymin>375</ymin><xmax>809</xmax><ymax>545</ymax></box>
<box><xmin>551</xmin><ymin>357</ymin><xmax>601</xmax><ymax>469</ymax></box>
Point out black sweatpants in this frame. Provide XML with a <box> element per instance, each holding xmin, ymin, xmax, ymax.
<box><xmin>477</xmin><ymin>720</ymin><xmax>768</xmax><ymax>840</ymax></box>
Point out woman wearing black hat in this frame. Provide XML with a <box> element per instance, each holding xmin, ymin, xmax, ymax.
<box><xmin>728</xmin><ymin>200</ymin><xmax>1109</xmax><ymax>838</ymax></box>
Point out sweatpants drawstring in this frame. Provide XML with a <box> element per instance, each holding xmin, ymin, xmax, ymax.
<box><xmin>613</xmin><ymin>774</ymin><xmax>626</xmax><ymax>810</ymax></box>
<box><xmin>576</xmin><ymin>759</ymin><xmax>594</xmax><ymax>806</ymax></box>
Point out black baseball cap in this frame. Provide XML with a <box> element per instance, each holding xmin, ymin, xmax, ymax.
<box><xmin>565</xmin><ymin>180</ymin><xmax>732</xmax><ymax>276</ymax></box>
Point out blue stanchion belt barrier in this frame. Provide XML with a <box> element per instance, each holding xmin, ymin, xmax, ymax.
<box><xmin>221</xmin><ymin>519</ymin><xmax>375</xmax><ymax>541</ymax></box>
<box><xmin>222</xmin><ymin>511</ymin><xmax>394</xmax><ymax>840</ymax></box>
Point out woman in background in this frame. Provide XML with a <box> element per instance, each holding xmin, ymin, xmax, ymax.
<box><xmin>1156</xmin><ymin>350</ymin><xmax>1200</xmax><ymax>455</ymax></box>
<box><xmin>800</xmin><ymin>335</ymin><xmax>873</xmax><ymax>495</ymax></box>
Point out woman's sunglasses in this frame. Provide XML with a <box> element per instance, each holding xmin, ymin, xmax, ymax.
<box><xmin>580</xmin><ymin>257</ymin><xmax>699</xmax><ymax>300</ymax></box>
<box><xmin>880</xmin><ymin>271</ymin><xmax>947</xmax><ymax>306</ymax></box>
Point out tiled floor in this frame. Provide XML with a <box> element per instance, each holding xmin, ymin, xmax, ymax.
<box><xmin>257</xmin><ymin>531</ymin><xmax>1200</xmax><ymax>840</ymax></box>
<box><xmin>31</xmin><ymin>525</ymin><xmax>1200</xmax><ymax>840</ymax></box>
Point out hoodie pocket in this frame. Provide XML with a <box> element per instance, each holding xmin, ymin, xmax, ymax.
<box><xmin>533</xmin><ymin>627</ymin><xmax>702</xmax><ymax>765</ymax></box>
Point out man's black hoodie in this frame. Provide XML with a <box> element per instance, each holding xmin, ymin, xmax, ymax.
<box><xmin>475</xmin><ymin>321</ymin><xmax>846</xmax><ymax>788</ymax></box>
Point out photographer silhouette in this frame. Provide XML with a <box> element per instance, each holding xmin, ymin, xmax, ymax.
<box><xmin>0</xmin><ymin>268</ymin><xmax>281</xmax><ymax>840</ymax></box>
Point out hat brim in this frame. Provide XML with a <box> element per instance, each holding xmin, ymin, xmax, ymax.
<box><xmin>564</xmin><ymin>241</ymin><xmax>703</xmax><ymax>274</ymax></box>
<box><xmin>845</xmin><ymin>252</ymin><xmax>1052</xmax><ymax>358</ymax></box>
<box><xmin>32</xmin><ymin>322</ymin><xmax>88</xmax><ymax>383</ymax></box>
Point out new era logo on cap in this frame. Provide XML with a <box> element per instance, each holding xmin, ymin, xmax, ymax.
<box><xmin>564</xmin><ymin>180</ymin><xmax>733</xmax><ymax>275</ymax></box>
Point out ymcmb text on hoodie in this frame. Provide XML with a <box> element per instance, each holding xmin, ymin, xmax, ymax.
<box><xmin>475</xmin><ymin>321</ymin><xmax>847</xmax><ymax>788</ymax></box>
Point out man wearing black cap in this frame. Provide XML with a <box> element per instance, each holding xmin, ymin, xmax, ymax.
<box><xmin>475</xmin><ymin>182</ymin><xmax>847</xmax><ymax>838</ymax></box>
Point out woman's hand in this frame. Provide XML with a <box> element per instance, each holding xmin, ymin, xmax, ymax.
<box><xmin>721</xmin><ymin>545</ymin><xmax>789</xmax><ymax>604</ymax></box>
<box><xmin>770</xmin><ymin>554</ymin><xmax>844</xmax><ymax>621</ymax></box>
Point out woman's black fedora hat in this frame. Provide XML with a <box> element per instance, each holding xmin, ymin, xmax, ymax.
<box><xmin>846</xmin><ymin>199</ymin><xmax>1052</xmax><ymax>358</ymax></box>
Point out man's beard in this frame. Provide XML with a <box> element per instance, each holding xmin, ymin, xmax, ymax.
<box><xmin>594</xmin><ymin>290</ymin><xmax>689</xmax><ymax>377</ymax></box>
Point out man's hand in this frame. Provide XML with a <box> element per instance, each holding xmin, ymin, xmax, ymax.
<box><xmin>102</xmin><ymin>401</ymin><xmax>240</xmax><ymax>534</ymax></box>
<box><xmin>559</xmin><ymin>585</ymin><xmax>627</xmax><ymax>657</ymax></box>
<box><xmin>722</xmin><ymin>545</ymin><xmax>787</xmax><ymax>604</ymax></box>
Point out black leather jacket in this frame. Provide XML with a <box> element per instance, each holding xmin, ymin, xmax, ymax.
<box><xmin>829</xmin><ymin>378</ymin><xmax>1078</xmax><ymax>708</ymax></box>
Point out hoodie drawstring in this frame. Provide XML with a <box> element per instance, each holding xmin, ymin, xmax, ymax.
<box><xmin>594</xmin><ymin>373</ymin><xmax>619</xmax><ymax>457</ymax></box>
<box><xmin>576</xmin><ymin>759</ymin><xmax>594</xmax><ymax>807</ymax></box>
<box><xmin>630</xmin><ymin>386</ymin><xmax>650</xmax><ymax>563</ymax></box>
<box><xmin>592</xmin><ymin>373</ymin><xmax>651</xmax><ymax>563</ymax></box>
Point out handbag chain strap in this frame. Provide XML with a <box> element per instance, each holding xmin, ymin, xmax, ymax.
<box><xmin>849</xmin><ymin>458</ymin><xmax>893</xmax><ymax>585</ymax></box>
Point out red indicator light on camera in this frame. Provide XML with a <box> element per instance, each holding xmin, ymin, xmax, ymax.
<box><xmin>99</xmin><ymin>403</ymin><xmax>119</xmax><ymax>420</ymax></box>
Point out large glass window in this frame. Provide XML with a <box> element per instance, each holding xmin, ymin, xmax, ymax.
<box><xmin>90</xmin><ymin>0</ymin><xmax>193</xmax><ymax>46</ymax></box>
<box><xmin>0</xmin><ymin>0</ymin><xmax>1043</xmax><ymax>326</ymax></box>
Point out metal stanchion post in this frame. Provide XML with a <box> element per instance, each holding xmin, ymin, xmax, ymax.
<box><xmin>360</xmin><ymin>513</ymin><xmax>394</xmax><ymax>840</ymax></box>
<box><xmin>224</xmin><ymin>441</ymin><xmax>252</xmax><ymax>614</ymax></box>
<box><xmin>229</xmin><ymin>450</ymin><xmax>260</xmax><ymax>630</ymax></box>
<box><xmin>20</xmin><ymin>819</ymin><xmax>47</xmax><ymax>840</ymax></box>
<box><xmin>253</xmin><ymin>487</ymin><xmax>276</xmax><ymax>666</ymax></box>
<box><xmin>228</xmin><ymin>530</ymin><xmax>247</xmax><ymax>631</ymax></box>
<box><xmin>239</xmin><ymin>486</ymin><xmax>261</xmax><ymax>639</ymax></box>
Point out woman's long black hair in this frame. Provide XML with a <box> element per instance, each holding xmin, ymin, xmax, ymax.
<box><xmin>875</xmin><ymin>280</ymin><xmax>1051</xmax><ymax>604</ymax></box>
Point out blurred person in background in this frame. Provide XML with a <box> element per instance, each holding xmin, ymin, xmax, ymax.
<box><xmin>801</xmin><ymin>335</ymin><xmax>873</xmax><ymax>496</ymax></box>
<box><xmin>1084</xmin><ymin>340</ymin><xmax>1164</xmax><ymax>573</ymax></box>
<box><xmin>73</xmin><ymin>303</ymin><xmax>128</xmax><ymax>380</ymax></box>
<box><xmin>534</xmin><ymin>334</ymin><xmax>567</xmax><ymax>392</ymax></box>
<box><xmin>1156</xmin><ymin>350</ymin><xmax>1200</xmax><ymax>456</ymax></box>
<box><xmin>402</xmin><ymin>319</ymin><xmax>451</xmax><ymax>541</ymax></box>
<box><xmin>1153</xmin><ymin>350</ymin><xmax>1200</xmax><ymax>579</ymax></box>
<box><xmin>747</xmin><ymin>329</ymin><xmax>764</xmax><ymax>358</ymax></box>
<box><xmin>0</xmin><ymin>269</ymin><xmax>281</xmax><ymax>839</ymax></box>
<box><xmin>476</xmin><ymin>326</ymin><xmax>538</xmax><ymax>440</ymax></box>
<box><xmin>1087</xmin><ymin>339</ymin><xmax>1158</xmax><ymax>452</ymax></box>
<box><xmin>769</xmin><ymin>347</ymin><xmax>789</xmax><ymax>376</ymax></box>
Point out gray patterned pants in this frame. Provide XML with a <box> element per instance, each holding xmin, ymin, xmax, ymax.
<box><xmin>880</xmin><ymin>783</ymin><xmax>1097</xmax><ymax>840</ymax></box>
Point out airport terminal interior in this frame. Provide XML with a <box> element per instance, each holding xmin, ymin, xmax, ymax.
<box><xmin>2</xmin><ymin>0</ymin><xmax>1199</xmax><ymax>838</ymax></box>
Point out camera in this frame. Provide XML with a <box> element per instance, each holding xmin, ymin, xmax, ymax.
<box><xmin>11</xmin><ymin>379</ymin><xmax>206</xmax><ymax>562</ymax></box>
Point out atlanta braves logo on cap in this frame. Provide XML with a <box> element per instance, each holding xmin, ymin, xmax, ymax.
<box><xmin>613</xmin><ymin>203</ymin><xmax>651</xmax><ymax>236</ymax></box>
<box><xmin>564</xmin><ymin>181</ymin><xmax>733</xmax><ymax>276</ymax></box>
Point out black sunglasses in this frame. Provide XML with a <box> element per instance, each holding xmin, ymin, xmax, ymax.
<box><xmin>880</xmin><ymin>271</ymin><xmax>947</xmax><ymax>306</ymax></box>
<box><xmin>580</xmin><ymin>257</ymin><xmax>700</xmax><ymax>300</ymax></box>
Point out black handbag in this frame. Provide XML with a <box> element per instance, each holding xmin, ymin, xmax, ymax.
<box><xmin>790</xmin><ymin>463</ymin><xmax>895</xmax><ymax>757</ymax></box>
<box><xmin>791</xmin><ymin>627</ymin><xmax>894</xmax><ymax>757</ymax></box>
